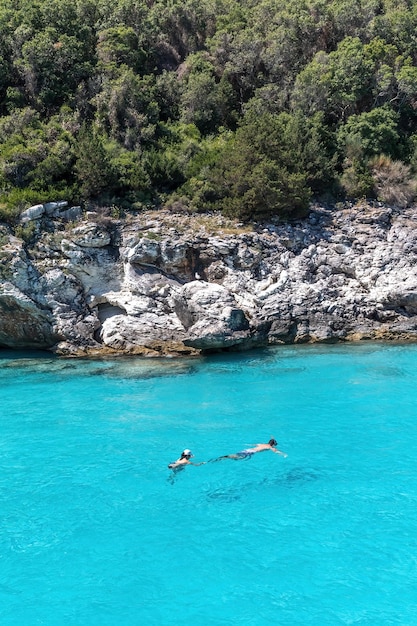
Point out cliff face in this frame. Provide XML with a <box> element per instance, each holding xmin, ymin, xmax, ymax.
<box><xmin>1</xmin><ymin>203</ymin><xmax>417</xmax><ymax>356</ymax></box>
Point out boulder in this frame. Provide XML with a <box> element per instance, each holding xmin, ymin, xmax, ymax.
<box><xmin>0</xmin><ymin>287</ymin><xmax>58</xmax><ymax>348</ymax></box>
<box><xmin>20</xmin><ymin>204</ymin><xmax>45</xmax><ymax>222</ymax></box>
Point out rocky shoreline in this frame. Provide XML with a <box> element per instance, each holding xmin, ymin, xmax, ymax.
<box><xmin>1</xmin><ymin>202</ymin><xmax>417</xmax><ymax>357</ymax></box>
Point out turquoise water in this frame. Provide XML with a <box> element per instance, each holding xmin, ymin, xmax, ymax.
<box><xmin>1</xmin><ymin>343</ymin><xmax>417</xmax><ymax>625</ymax></box>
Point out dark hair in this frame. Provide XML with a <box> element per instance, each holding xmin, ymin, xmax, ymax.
<box><xmin>269</xmin><ymin>438</ymin><xmax>277</xmax><ymax>447</ymax></box>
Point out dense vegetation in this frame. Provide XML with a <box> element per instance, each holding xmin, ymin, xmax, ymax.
<box><xmin>1</xmin><ymin>0</ymin><xmax>417</xmax><ymax>223</ymax></box>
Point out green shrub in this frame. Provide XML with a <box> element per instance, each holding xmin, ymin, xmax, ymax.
<box><xmin>339</xmin><ymin>161</ymin><xmax>374</xmax><ymax>199</ymax></box>
<box><xmin>14</xmin><ymin>221</ymin><xmax>37</xmax><ymax>242</ymax></box>
<box><xmin>178</xmin><ymin>112</ymin><xmax>313</xmax><ymax>221</ymax></box>
<box><xmin>0</xmin><ymin>203</ymin><xmax>20</xmax><ymax>224</ymax></box>
<box><xmin>0</xmin><ymin>186</ymin><xmax>73</xmax><ymax>224</ymax></box>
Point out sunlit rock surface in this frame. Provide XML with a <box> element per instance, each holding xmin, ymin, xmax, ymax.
<box><xmin>2</xmin><ymin>203</ymin><xmax>417</xmax><ymax>356</ymax></box>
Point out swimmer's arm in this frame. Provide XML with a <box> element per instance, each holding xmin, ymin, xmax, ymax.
<box><xmin>190</xmin><ymin>461</ymin><xmax>206</xmax><ymax>466</ymax></box>
<box><xmin>272</xmin><ymin>448</ymin><xmax>288</xmax><ymax>458</ymax></box>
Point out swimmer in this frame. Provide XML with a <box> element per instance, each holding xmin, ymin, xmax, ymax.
<box><xmin>168</xmin><ymin>449</ymin><xmax>205</xmax><ymax>470</ymax></box>
<box><xmin>213</xmin><ymin>438</ymin><xmax>287</xmax><ymax>461</ymax></box>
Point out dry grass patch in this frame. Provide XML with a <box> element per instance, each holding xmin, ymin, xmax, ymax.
<box><xmin>370</xmin><ymin>155</ymin><xmax>417</xmax><ymax>208</ymax></box>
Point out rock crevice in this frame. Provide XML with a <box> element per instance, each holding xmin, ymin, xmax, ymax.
<box><xmin>2</xmin><ymin>204</ymin><xmax>417</xmax><ymax>356</ymax></box>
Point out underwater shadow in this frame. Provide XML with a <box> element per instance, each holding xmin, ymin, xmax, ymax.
<box><xmin>205</xmin><ymin>466</ymin><xmax>321</xmax><ymax>502</ymax></box>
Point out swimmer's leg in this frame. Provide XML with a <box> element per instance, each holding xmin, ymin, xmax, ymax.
<box><xmin>167</xmin><ymin>466</ymin><xmax>185</xmax><ymax>483</ymax></box>
<box><xmin>210</xmin><ymin>454</ymin><xmax>242</xmax><ymax>462</ymax></box>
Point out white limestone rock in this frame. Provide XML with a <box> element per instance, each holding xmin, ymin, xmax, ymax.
<box><xmin>69</xmin><ymin>223</ymin><xmax>111</xmax><ymax>248</ymax></box>
<box><xmin>0</xmin><ymin>282</ymin><xmax>57</xmax><ymax>348</ymax></box>
<box><xmin>4</xmin><ymin>203</ymin><xmax>417</xmax><ymax>355</ymax></box>
<box><xmin>20</xmin><ymin>204</ymin><xmax>45</xmax><ymax>222</ymax></box>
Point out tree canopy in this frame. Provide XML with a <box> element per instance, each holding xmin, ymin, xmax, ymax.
<box><xmin>1</xmin><ymin>0</ymin><xmax>417</xmax><ymax>222</ymax></box>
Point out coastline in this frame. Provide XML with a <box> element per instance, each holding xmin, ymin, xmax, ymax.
<box><xmin>2</xmin><ymin>202</ymin><xmax>417</xmax><ymax>356</ymax></box>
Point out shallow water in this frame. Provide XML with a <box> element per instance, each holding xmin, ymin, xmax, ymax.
<box><xmin>1</xmin><ymin>344</ymin><xmax>417</xmax><ymax>625</ymax></box>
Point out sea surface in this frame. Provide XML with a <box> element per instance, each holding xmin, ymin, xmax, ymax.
<box><xmin>1</xmin><ymin>343</ymin><xmax>417</xmax><ymax>625</ymax></box>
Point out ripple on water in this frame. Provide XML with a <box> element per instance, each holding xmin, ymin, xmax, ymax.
<box><xmin>1</xmin><ymin>343</ymin><xmax>417</xmax><ymax>625</ymax></box>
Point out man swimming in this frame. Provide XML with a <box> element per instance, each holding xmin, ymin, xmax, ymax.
<box><xmin>213</xmin><ymin>438</ymin><xmax>287</xmax><ymax>461</ymax></box>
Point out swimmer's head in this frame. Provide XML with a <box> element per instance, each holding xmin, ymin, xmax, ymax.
<box><xmin>269</xmin><ymin>438</ymin><xmax>278</xmax><ymax>447</ymax></box>
<box><xmin>181</xmin><ymin>449</ymin><xmax>193</xmax><ymax>458</ymax></box>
